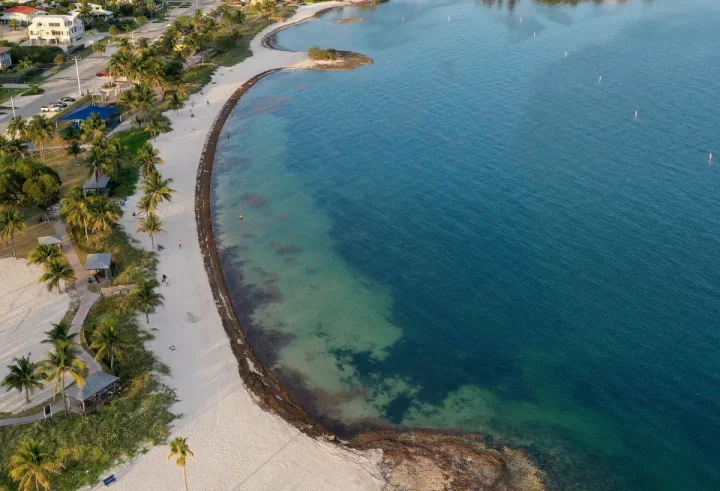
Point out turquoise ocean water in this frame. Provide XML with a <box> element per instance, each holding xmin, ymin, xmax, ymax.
<box><xmin>212</xmin><ymin>1</ymin><xmax>720</xmax><ymax>488</ymax></box>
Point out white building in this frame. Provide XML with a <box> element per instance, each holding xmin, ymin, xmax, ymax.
<box><xmin>0</xmin><ymin>47</ymin><xmax>12</xmax><ymax>69</ymax></box>
<box><xmin>29</xmin><ymin>13</ymin><xmax>84</xmax><ymax>46</ymax></box>
<box><xmin>0</xmin><ymin>6</ymin><xmax>47</xmax><ymax>26</ymax></box>
<box><xmin>71</xmin><ymin>3</ymin><xmax>113</xmax><ymax>20</ymax></box>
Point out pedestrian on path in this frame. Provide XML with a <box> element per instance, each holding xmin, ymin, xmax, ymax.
<box><xmin>178</xmin><ymin>240</ymin><xmax>182</xmax><ymax>249</ymax></box>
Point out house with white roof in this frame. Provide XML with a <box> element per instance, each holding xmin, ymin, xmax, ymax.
<box><xmin>28</xmin><ymin>12</ymin><xmax>84</xmax><ymax>46</ymax></box>
<box><xmin>71</xmin><ymin>2</ymin><xmax>113</xmax><ymax>20</ymax></box>
<box><xmin>0</xmin><ymin>6</ymin><xmax>47</xmax><ymax>26</ymax></box>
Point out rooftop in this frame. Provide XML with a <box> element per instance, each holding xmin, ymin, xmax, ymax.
<box><xmin>83</xmin><ymin>175</ymin><xmax>111</xmax><ymax>190</ymax></box>
<box><xmin>0</xmin><ymin>47</ymin><xmax>11</xmax><ymax>55</ymax></box>
<box><xmin>0</xmin><ymin>6</ymin><xmax>44</xmax><ymax>14</ymax></box>
<box><xmin>65</xmin><ymin>372</ymin><xmax>119</xmax><ymax>402</ymax></box>
<box><xmin>38</xmin><ymin>235</ymin><xmax>63</xmax><ymax>245</ymax></box>
<box><xmin>85</xmin><ymin>253</ymin><xmax>112</xmax><ymax>271</ymax></box>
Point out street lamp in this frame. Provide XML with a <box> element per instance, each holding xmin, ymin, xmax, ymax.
<box><xmin>73</xmin><ymin>57</ymin><xmax>82</xmax><ymax>97</ymax></box>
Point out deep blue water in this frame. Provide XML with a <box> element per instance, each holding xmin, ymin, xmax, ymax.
<box><xmin>212</xmin><ymin>1</ymin><xmax>720</xmax><ymax>488</ymax></box>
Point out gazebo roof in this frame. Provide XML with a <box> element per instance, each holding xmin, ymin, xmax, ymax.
<box><xmin>38</xmin><ymin>235</ymin><xmax>63</xmax><ymax>245</ymax></box>
<box><xmin>85</xmin><ymin>253</ymin><xmax>111</xmax><ymax>270</ymax></box>
<box><xmin>83</xmin><ymin>176</ymin><xmax>111</xmax><ymax>190</ymax></box>
<box><xmin>65</xmin><ymin>372</ymin><xmax>119</xmax><ymax>402</ymax></box>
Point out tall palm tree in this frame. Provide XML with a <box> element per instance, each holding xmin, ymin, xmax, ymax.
<box><xmin>0</xmin><ymin>134</ymin><xmax>26</xmax><ymax>157</ymax></box>
<box><xmin>27</xmin><ymin>115</ymin><xmax>55</xmax><ymax>162</ymax></box>
<box><xmin>42</xmin><ymin>320</ymin><xmax>77</xmax><ymax>345</ymax></box>
<box><xmin>140</xmin><ymin>171</ymin><xmax>176</xmax><ymax>212</ymax></box>
<box><xmin>60</xmin><ymin>186</ymin><xmax>91</xmax><ymax>244</ymax></box>
<box><xmin>168</xmin><ymin>93</ymin><xmax>185</xmax><ymax>115</ymax></box>
<box><xmin>129</xmin><ymin>278</ymin><xmax>164</xmax><ymax>324</ymax></box>
<box><xmin>39</xmin><ymin>259</ymin><xmax>75</xmax><ymax>293</ymax></box>
<box><xmin>2</xmin><ymin>355</ymin><xmax>44</xmax><ymax>403</ymax></box>
<box><xmin>137</xmin><ymin>212</ymin><xmax>164</xmax><ymax>248</ymax></box>
<box><xmin>66</xmin><ymin>139</ymin><xmax>84</xmax><ymax>163</ymax></box>
<box><xmin>81</xmin><ymin>113</ymin><xmax>107</xmax><ymax>142</ymax></box>
<box><xmin>9</xmin><ymin>440</ymin><xmax>63</xmax><ymax>491</ymax></box>
<box><xmin>86</xmin><ymin>197</ymin><xmax>120</xmax><ymax>243</ymax></box>
<box><xmin>27</xmin><ymin>243</ymin><xmax>63</xmax><ymax>267</ymax></box>
<box><xmin>86</xmin><ymin>145</ymin><xmax>111</xmax><ymax>184</ymax></box>
<box><xmin>136</xmin><ymin>142</ymin><xmax>164</xmax><ymax>180</ymax></box>
<box><xmin>91</xmin><ymin>316</ymin><xmax>129</xmax><ymax>374</ymax></box>
<box><xmin>39</xmin><ymin>341</ymin><xmax>88</xmax><ymax>415</ymax></box>
<box><xmin>7</xmin><ymin>116</ymin><xmax>28</xmax><ymax>141</ymax></box>
<box><xmin>168</xmin><ymin>436</ymin><xmax>194</xmax><ymax>491</ymax></box>
<box><xmin>0</xmin><ymin>209</ymin><xmax>26</xmax><ymax>259</ymax></box>
<box><xmin>143</xmin><ymin>112</ymin><xmax>170</xmax><ymax>138</ymax></box>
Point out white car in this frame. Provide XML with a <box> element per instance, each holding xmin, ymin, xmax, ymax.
<box><xmin>40</xmin><ymin>105</ymin><xmax>61</xmax><ymax>112</ymax></box>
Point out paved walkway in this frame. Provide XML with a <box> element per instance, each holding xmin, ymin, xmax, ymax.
<box><xmin>0</xmin><ymin>224</ymin><xmax>101</xmax><ymax>427</ymax></box>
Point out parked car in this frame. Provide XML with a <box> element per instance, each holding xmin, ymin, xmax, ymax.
<box><xmin>96</xmin><ymin>71</ymin><xmax>109</xmax><ymax>77</ymax></box>
<box><xmin>41</xmin><ymin>105</ymin><xmax>61</xmax><ymax>112</ymax></box>
<box><xmin>60</xmin><ymin>97</ymin><xmax>76</xmax><ymax>102</ymax></box>
<box><xmin>52</xmin><ymin>101</ymin><xmax>68</xmax><ymax>108</ymax></box>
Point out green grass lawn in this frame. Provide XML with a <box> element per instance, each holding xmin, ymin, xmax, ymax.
<box><xmin>0</xmin><ymin>87</ymin><xmax>26</xmax><ymax>104</ymax></box>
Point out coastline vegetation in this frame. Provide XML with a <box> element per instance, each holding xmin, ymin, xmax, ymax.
<box><xmin>308</xmin><ymin>46</ymin><xmax>338</xmax><ymax>61</ymax></box>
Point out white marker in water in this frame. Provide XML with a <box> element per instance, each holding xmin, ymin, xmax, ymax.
<box><xmin>520</xmin><ymin>17</ymin><xmax>523</xmax><ymax>23</ymax></box>
<box><xmin>635</xmin><ymin>110</ymin><xmax>638</xmax><ymax>120</ymax></box>
<box><xmin>565</xmin><ymin>51</ymin><xmax>568</xmax><ymax>58</ymax></box>
<box><xmin>534</xmin><ymin>32</ymin><xmax>536</xmax><ymax>37</ymax></box>
<box><xmin>710</xmin><ymin>153</ymin><xmax>714</xmax><ymax>164</ymax></box>
<box><xmin>599</xmin><ymin>76</ymin><xmax>602</xmax><ymax>84</ymax></box>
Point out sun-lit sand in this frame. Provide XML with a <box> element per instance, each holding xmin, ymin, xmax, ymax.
<box><xmin>0</xmin><ymin>258</ymin><xmax>70</xmax><ymax>413</ymax></box>
<box><xmin>105</xmin><ymin>4</ymin><xmax>385</xmax><ymax>489</ymax></box>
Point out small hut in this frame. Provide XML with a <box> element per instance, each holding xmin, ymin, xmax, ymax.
<box><xmin>65</xmin><ymin>372</ymin><xmax>120</xmax><ymax>414</ymax></box>
<box><xmin>85</xmin><ymin>252</ymin><xmax>112</xmax><ymax>281</ymax></box>
<box><xmin>83</xmin><ymin>176</ymin><xmax>111</xmax><ymax>196</ymax></box>
<box><xmin>38</xmin><ymin>235</ymin><xmax>63</xmax><ymax>248</ymax></box>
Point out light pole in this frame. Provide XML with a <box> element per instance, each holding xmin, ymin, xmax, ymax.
<box><xmin>10</xmin><ymin>95</ymin><xmax>16</xmax><ymax>118</ymax></box>
<box><xmin>73</xmin><ymin>57</ymin><xmax>82</xmax><ymax>97</ymax></box>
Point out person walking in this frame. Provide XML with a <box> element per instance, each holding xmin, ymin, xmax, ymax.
<box><xmin>178</xmin><ymin>240</ymin><xmax>182</xmax><ymax>249</ymax></box>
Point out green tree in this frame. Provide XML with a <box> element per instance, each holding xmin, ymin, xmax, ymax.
<box><xmin>53</xmin><ymin>53</ymin><xmax>66</xmax><ymax>66</ymax></box>
<box><xmin>27</xmin><ymin>115</ymin><xmax>55</xmax><ymax>162</ymax></box>
<box><xmin>140</xmin><ymin>171</ymin><xmax>175</xmax><ymax>212</ymax></box>
<box><xmin>0</xmin><ymin>209</ymin><xmax>26</xmax><ymax>258</ymax></box>
<box><xmin>168</xmin><ymin>436</ymin><xmax>194</xmax><ymax>491</ymax></box>
<box><xmin>42</xmin><ymin>320</ymin><xmax>77</xmax><ymax>345</ymax></box>
<box><xmin>60</xmin><ymin>186</ymin><xmax>91</xmax><ymax>243</ymax></box>
<box><xmin>28</xmin><ymin>243</ymin><xmax>63</xmax><ymax>266</ymax></box>
<box><xmin>136</xmin><ymin>15</ymin><xmax>149</xmax><ymax>27</ymax></box>
<box><xmin>88</xmin><ymin>196</ymin><xmax>120</xmax><ymax>241</ymax></box>
<box><xmin>144</xmin><ymin>112</ymin><xmax>170</xmax><ymax>138</ymax></box>
<box><xmin>81</xmin><ymin>113</ymin><xmax>107</xmax><ymax>141</ymax></box>
<box><xmin>91</xmin><ymin>316</ymin><xmax>129</xmax><ymax>374</ymax></box>
<box><xmin>39</xmin><ymin>340</ymin><xmax>88</xmax><ymax>415</ymax></box>
<box><xmin>129</xmin><ymin>278</ymin><xmax>164</xmax><ymax>323</ymax></box>
<box><xmin>23</xmin><ymin>173</ymin><xmax>61</xmax><ymax>222</ymax></box>
<box><xmin>136</xmin><ymin>142</ymin><xmax>164</xmax><ymax>180</ymax></box>
<box><xmin>92</xmin><ymin>41</ymin><xmax>107</xmax><ymax>57</ymax></box>
<box><xmin>67</xmin><ymin>140</ymin><xmax>84</xmax><ymax>163</ymax></box>
<box><xmin>137</xmin><ymin>211</ymin><xmax>164</xmax><ymax>248</ymax></box>
<box><xmin>2</xmin><ymin>355</ymin><xmax>44</xmax><ymax>404</ymax></box>
<box><xmin>8</xmin><ymin>116</ymin><xmax>28</xmax><ymax>141</ymax></box>
<box><xmin>168</xmin><ymin>92</ymin><xmax>185</xmax><ymax>115</ymax></box>
<box><xmin>39</xmin><ymin>258</ymin><xmax>75</xmax><ymax>293</ymax></box>
<box><xmin>109</xmin><ymin>24</ymin><xmax>119</xmax><ymax>39</ymax></box>
<box><xmin>8</xmin><ymin>19</ymin><xmax>20</xmax><ymax>31</ymax></box>
<box><xmin>86</xmin><ymin>145</ymin><xmax>111</xmax><ymax>183</ymax></box>
<box><xmin>9</xmin><ymin>440</ymin><xmax>63</xmax><ymax>491</ymax></box>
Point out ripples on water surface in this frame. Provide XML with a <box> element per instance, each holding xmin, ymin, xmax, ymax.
<box><xmin>212</xmin><ymin>0</ymin><xmax>720</xmax><ymax>488</ymax></box>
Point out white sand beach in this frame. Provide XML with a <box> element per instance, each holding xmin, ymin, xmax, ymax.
<box><xmin>0</xmin><ymin>258</ymin><xmax>70</xmax><ymax>413</ymax></box>
<box><xmin>106</xmin><ymin>4</ymin><xmax>385</xmax><ymax>489</ymax></box>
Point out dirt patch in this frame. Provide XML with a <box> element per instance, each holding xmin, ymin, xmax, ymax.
<box><xmin>333</xmin><ymin>17</ymin><xmax>365</xmax><ymax>23</ymax></box>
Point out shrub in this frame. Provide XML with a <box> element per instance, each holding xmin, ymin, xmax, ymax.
<box><xmin>308</xmin><ymin>46</ymin><xmax>337</xmax><ymax>61</ymax></box>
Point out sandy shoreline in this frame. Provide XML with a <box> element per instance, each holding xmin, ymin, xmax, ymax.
<box><xmin>105</xmin><ymin>3</ymin><xmax>385</xmax><ymax>489</ymax></box>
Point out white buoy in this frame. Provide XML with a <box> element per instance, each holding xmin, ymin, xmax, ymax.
<box><xmin>402</xmin><ymin>17</ymin><xmax>404</xmax><ymax>22</ymax></box>
<box><xmin>599</xmin><ymin>76</ymin><xmax>602</xmax><ymax>84</ymax></box>
<box><xmin>711</xmin><ymin>153</ymin><xmax>714</xmax><ymax>164</ymax></box>
<box><xmin>448</xmin><ymin>16</ymin><xmax>450</xmax><ymax>22</ymax></box>
<box><xmin>564</xmin><ymin>51</ymin><xmax>568</xmax><ymax>58</ymax></box>
<box><xmin>520</xmin><ymin>17</ymin><xmax>523</xmax><ymax>23</ymax></box>
<box><xmin>534</xmin><ymin>32</ymin><xmax>536</xmax><ymax>37</ymax></box>
<box><xmin>634</xmin><ymin>110</ymin><xmax>638</xmax><ymax>120</ymax></box>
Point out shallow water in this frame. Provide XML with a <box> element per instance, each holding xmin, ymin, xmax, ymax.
<box><xmin>212</xmin><ymin>0</ymin><xmax>720</xmax><ymax>488</ymax></box>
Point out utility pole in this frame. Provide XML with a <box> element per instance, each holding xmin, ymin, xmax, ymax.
<box><xmin>10</xmin><ymin>95</ymin><xmax>15</xmax><ymax>118</ymax></box>
<box><xmin>73</xmin><ymin>57</ymin><xmax>82</xmax><ymax>97</ymax></box>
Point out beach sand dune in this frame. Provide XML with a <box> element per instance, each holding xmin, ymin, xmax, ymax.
<box><xmin>106</xmin><ymin>4</ymin><xmax>385</xmax><ymax>489</ymax></box>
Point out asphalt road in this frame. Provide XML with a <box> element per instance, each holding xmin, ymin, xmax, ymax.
<box><xmin>0</xmin><ymin>0</ymin><xmax>219</xmax><ymax>134</ymax></box>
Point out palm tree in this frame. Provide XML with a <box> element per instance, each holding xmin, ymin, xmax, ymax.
<box><xmin>8</xmin><ymin>116</ymin><xmax>29</xmax><ymax>141</ymax></box>
<box><xmin>129</xmin><ymin>278</ymin><xmax>164</xmax><ymax>323</ymax></box>
<box><xmin>168</xmin><ymin>93</ymin><xmax>185</xmax><ymax>115</ymax></box>
<box><xmin>39</xmin><ymin>259</ymin><xmax>75</xmax><ymax>293</ymax></box>
<box><xmin>42</xmin><ymin>320</ymin><xmax>77</xmax><ymax>345</ymax></box>
<box><xmin>0</xmin><ymin>136</ymin><xmax>27</xmax><ymax>157</ymax></box>
<box><xmin>28</xmin><ymin>243</ymin><xmax>63</xmax><ymax>266</ymax></box>
<box><xmin>60</xmin><ymin>186</ymin><xmax>91</xmax><ymax>244</ymax></box>
<box><xmin>27</xmin><ymin>115</ymin><xmax>55</xmax><ymax>162</ymax></box>
<box><xmin>168</xmin><ymin>436</ymin><xmax>194</xmax><ymax>491</ymax></box>
<box><xmin>2</xmin><ymin>355</ymin><xmax>44</xmax><ymax>403</ymax></box>
<box><xmin>9</xmin><ymin>440</ymin><xmax>63</xmax><ymax>491</ymax></box>
<box><xmin>136</xmin><ymin>142</ymin><xmax>164</xmax><ymax>180</ymax></box>
<box><xmin>0</xmin><ymin>209</ymin><xmax>27</xmax><ymax>259</ymax></box>
<box><xmin>39</xmin><ymin>341</ymin><xmax>88</xmax><ymax>415</ymax></box>
<box><xmin>88</xmin><ymin>196</ymin><xmax>120</xmax><ymax>240</ymax></box>
<box><xmin>92</xmin><ymin>41</ymin><xmax>107</xmax><ymax>57</ymax></box>
<box><xmin>67</xmin><ymin>140</ymin><xmax>83</xmax><ymax>163</ymax></box>
<box><xmin>137</xmin><ymin>212</ymin><xmax>164</xmax><ymax>248</ymax></box>
<box><xmin>81</xmin><ymin>113</ymin><xmax>107</xmax><ymax>142</ymax></box>
<box><xmin>144</xmin><ymin>112</ymin><xmax>170</xmax><ymax>138</ymax></box>
<box><xmin>86</xmin><ymin>145</ymin><xmax>111</xmax><ymax>183</ymax></box>
<box><xmin>140</xmin><ymin>171</ymin><xmax>176</xmax><ymax>212</ymax></box>
<box><xmin>91</xmin><ymin>316</ymin><xmax>129</xmax><ymax>374</ymax></box>
<box><xmin>119</xmin><ymin>84</ymin><xmax>157</xmax><ymax>119</ymax></box>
